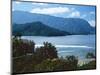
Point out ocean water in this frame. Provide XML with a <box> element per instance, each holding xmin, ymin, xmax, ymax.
<box><xmin>21</xmin><ymin>35</ymin><xmax>96</xmax><ymax>60</ymax></box>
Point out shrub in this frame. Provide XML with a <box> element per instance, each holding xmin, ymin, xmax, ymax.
<box><xmin>34</xmin><ymin>56</ymin><xmax>78</xmax><ymax>72</ymax></box>
<box><xmin>78</xmin><ymin>60</ymin><xmax>96</xmax><ymax>70</ymax></box>
<box><xmin>35</xmin><ymin>42</ymin><xmax>58</xmax><ymax>62</ymax></box>
<box><xmin>86</xmin><ymin>52</ymin><xmax>95</xmax><ymax>59</ymax></box>
<box><xmin>12</xmin><ymin>37</ymin><xmax>35</xmax><ymax>57</ymax></box>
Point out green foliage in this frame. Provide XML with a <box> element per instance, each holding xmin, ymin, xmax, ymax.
<box><xmin>78</xmin><ymin>60</ymin><xmax>96</xmax><ymax>70</ymax></box>
<box><xmin>65</xmin><ymin>56</ymin><xmax>78</xmax><ymax>70</ymax></box>
<box><xmin>13</xmin><ymin>32</ymin><xmax>22</xmax><ymax>39</ymax></box>
<box><xmin>12</xmin><ymin>38</ymin><xmax>96</xmax><ymax>74</ymax></box>
<box><xmin>13</xmin><ymin>54</ymin><xmax>38</xmax><ymax>73</ymax></box>
<box><xmin>86</xmin><ymin>52</ymin><xmax>95</xmax><ymax>59</ymax></box>
<box><xmin>13</xmin><ymin>37</ymin><xmax>35</xmax><ymax>57</ymax></box>
<box><xmin>34</xmin><ymin>56</ymin><xmax>78</xmax><ymax>72</ymax></box>
<box><xmin>35</xmin><ymin>42</ymin><xmax>58</xmax><ymax>62</ymax></box>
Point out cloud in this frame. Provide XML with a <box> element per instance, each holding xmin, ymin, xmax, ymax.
<box><xmin>69</xmin><ymin>11</ymin><xmax>81</xmax><ymax>17</ymax></box>
<box><xmin>15</xmin><ymin>1</ymin><xmax>21</xmax><ymax>4</ymax></box>
<box><xmin>90</xmin><ymin>11</ymin><xmax>95</xmax><ymax>15</ymax></box>
<box><xmin>88</xmin><ymin>20</ymin><xmax>95</xmax><ymax>27</ymax></box>
<box><xmin>32</xmin><ymin>3</ymin><xmax>48</xmax><ymax>6</ymax></box>
<box><xmin>30</xmin><ymin>7</ymin><xmax>70</xmax><ymax>14</ymax></box>
<box><xmin>81</xmin><ymin>14</ymin><xmax>87</xmax><ymax>18</ymax></box>
<box><xmin>71</xmin><ymin>8</ymin><xmax>75</xmax><ymax>11</ymax></box>
<box><xmin>12</xmin><ymin>8</ymin><xmax>15</xmax><ymax>11</ymax></box>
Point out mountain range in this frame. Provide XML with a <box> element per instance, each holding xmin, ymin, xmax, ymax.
<box><xmin>12</xmin><ymin>11</ymin><xmax>95</xmax><ymax>36</ymax></box>
<box><xmin>13</xmin><ymin>22</ymin><xmax>70</xmax><ymax>36</ymax></box>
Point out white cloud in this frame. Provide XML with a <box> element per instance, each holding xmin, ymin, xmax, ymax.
<box><xmin>30</xmin><ymin>7</ymin><xmax>70</xmax><ymax>14</ymax></box>
<box><xmin>90</xmin><ymin>11</ymin><xmax>95</xmax><ymax>15</ymax></box>
<box><xmin>81</xmin><ymin>14</ymin><xmax>87</xmax><ymax>18</ymax></box>
<box><xmin>15</xmin><ymin>1</ymin><xmax>21</xmax><ymax>4</ymax></box>
<box><xmin>71</xmin><ymin>8</ymin><xmax>75</xmax><ymax>11</ymax></box>
<box><xmin>12</xmin><ymin>8</ymin><xmax>15</xmax><ymax>11</ymax></box>
<box><xmin>69</xmin><ymin>11</ymin><xmax>80</xmax><ymax>17</ymax></box>
<box><xmin>32</xmin><ymin>3</ymin><xmax>48</xmax><ymax>6</ymax></box>
<box><xmin>88</xmin><ymin>20</ymin><xmax>95</xmax><ymax>27</ymax></box>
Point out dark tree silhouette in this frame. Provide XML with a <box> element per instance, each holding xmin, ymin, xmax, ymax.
<box><xmin>65</xmin><ymin>55</ymin><xmax>78</xmax><ymax>70</ymax></box>
<box><xmin>13</xmin><ymin>32</ymin><xmax>22</xmax><ymax>39</ymax></box>
<box><xmin>34</xmin><ymin>56</ymin><xmax>78</xmax><ymax>72</ymax></box>
<box><xmin>86</xmin><ymin>52</ymin><xmax>95</xmax><ymax>59</ymax></box>
<box><xmin>13</xmin><ymin>37</ymin><xmax>35</xmax><ymax>57</ymax></box>
<box><xmin>35</xmin><ymin>42</ymin><xmax>58</xmax><ymax>62</ymax></box>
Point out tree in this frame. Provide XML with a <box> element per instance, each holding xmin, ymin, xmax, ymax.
<box><xmin>12</xmin><ymin>38</ymin><xmax>35</xmax><ymax>74</ymax></box>
<box><xmin>86</xmin><ymin>52</ymin><xmax>95</xmax><ymax>59</ymax></box>
<box><xmin>13</xmin><ymin>38</ymin><xmax>35</xmax><ymax>57</ymax></box>
<box><xmin>78</xmin><ymin>60</ymin><xmax>96</xmax><ymax>70</ymax></box>
<box><xmin>35</xmin><ymin>42</ymin><xmax>58</xmax><ymax>62</ymax></box>
<box><xmin>13</xmin><ymin>32</ymin><xmax>22</xmax><ymax>39</ymax></box>
<box><xmin>65</xmin><ymin>55</ymin><xmax>78</xmax><ymax>70</ymax></box>
<box><xmin>34</xmin><ymin>56</ymin><xmax>78</xmax><ymax>72</ymax></box>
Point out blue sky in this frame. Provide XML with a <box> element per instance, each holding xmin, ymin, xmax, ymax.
<box><xmin>12</xmin><ymin>1</ymin><xmax>96</xmax><ymax>27</ymax></box>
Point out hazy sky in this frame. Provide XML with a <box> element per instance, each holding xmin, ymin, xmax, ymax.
<box><xmin>12</xmin><ymin>1</ymin><xmax>96</xmax><ymax>27</ymax></box>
